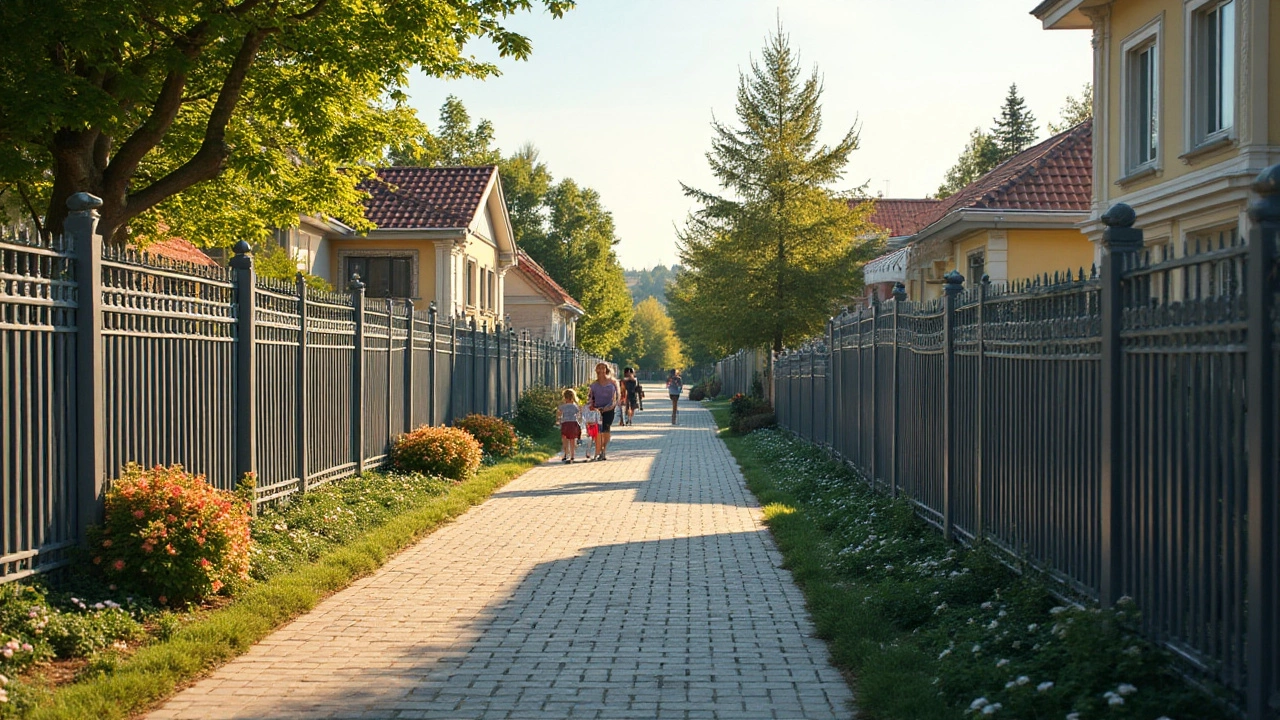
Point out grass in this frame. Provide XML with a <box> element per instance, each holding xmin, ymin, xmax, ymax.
<box><xmin>18</xmin><ymin>437</ymin><xmax>556</xmax><ymax>720</ymax></box>
<box><xmin>703</xmin><ymin>398</ymin><xmax>1226</xmax><ymax>720</ymax></box>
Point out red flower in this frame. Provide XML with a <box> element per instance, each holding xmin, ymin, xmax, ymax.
<box><xmin>113</xmin><ymin>559</ymin><xmax>125</xmax><ymax>571</ymax></box>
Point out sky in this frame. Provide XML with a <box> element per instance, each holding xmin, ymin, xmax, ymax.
<box><xmin>405</xmin><ymin>1</ymin><xmax>1094</xmax><ymax>270</ymax></box>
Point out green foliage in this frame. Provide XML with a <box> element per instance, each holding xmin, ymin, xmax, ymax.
<box><xmin>514</xmin><ymin>386</ymin><xmax>562</xmax><ymax>437</ymax></box>
<box><xmin>688</xmin><ymin>373</ymin><xmax>722</xmax><ymax>401</ymax></box>
<box><xmin>625</xmin><ymin>265</ymin><xmax>680</xmax><ymax>305</ymax></box>
<box><xmin>387</xmin><ymin>95</ymin><xmax>503</xmax><ymax>167</ymax></box>
<box><xmin>676</xmin><ymin>24</ymin><xmax>880</xmax><ymax>353</ymax></box>
<box><xmin>391</xmin><ymin>426</ymin><xmax>483</xmax><ymax>481</ymax></box>
<box><xmin>453</xmin><ymin>414</ymin><xmax>519</xmax><ymax>459</ymax></box>
<box><xmin>43</xmin><ymin>609</ymin><xmax>144</xmax><ymax>659</ymax></box>
<box><xmin>0</xmin><ymin>0</ymin><xmax>573</xmax><ymax>246</ymax></box>
<box><xmin>1049</xmin><ymin>83</ymin><xmax>1094</xmax><ymax>134</ymax></box>
<box><xmin>665</xmin><ymin>269</ymin><xmax>731</xmax><ymax>365</ymax></box>
<box><xmin>935</xmin><ymin>128</ymin><xmax>1002</xmax><ymax>198</ymax></box>
<box><xmin>728</xmin><ymin>393</ymin><xmax>775</xmax><ymax>434</ymax></box>
<box><xmin>708</xmin><ymin>411</ymin><xmax>1227</xmax><ymax>720</ymax></box>
<box><xmin>89</xmin><ymin>465</ymin><xmax>252</xmax><ymax>605</ymax></box>
<box><xmin>992</xmin><ymin>83</ymin><xmax>1039</xmax><ymax>161</ymax></box>
<box><xmin>251</xmin><ymin>243</ymin><xmax>332</xmax><ymax>292</ymax></box>
<box><xmin>618</xmin><ymin>297</ymin><xmax>684</xmax><ymax>371</ymax></box>
<box><xmin>0</xmin><ymin>584</ymin><xmax>54</xmax><ymax>675</ymax></box>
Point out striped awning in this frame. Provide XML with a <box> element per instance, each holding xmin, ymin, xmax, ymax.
<box><xmin>863</xmin><ymin>246</ymin><xmax>910</xmax><ymax>285</ymax></box>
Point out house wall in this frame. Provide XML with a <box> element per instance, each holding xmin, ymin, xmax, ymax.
<box><xmin>326</xmin><ymin>238</ymin><xmax>437</xmax><ymax>301</ymax></box>
<box><xmin>1272</xmin><ymin>4</ymin><xmax>1280</xmax><ymax>144</ymax></box>
<box><xmin>1006</xmin><ymin>228</ymin><xmax>1095</xmax><ymax>281</ymax></box>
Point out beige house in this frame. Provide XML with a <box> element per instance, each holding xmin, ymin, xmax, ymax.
<box><xmin>284</xmin><ymin>166</ymin><xmax>517</xmax><ymax>322</ymax></box>
<box><xmin>1033</xmin><ymin>0</ymin><xmax>1277</xmax><ymax>272</ymax></box>
<box><xmin>505</xmin><ymin>249</ymin><xmax>585</xmax><ymax>345</ymax></box>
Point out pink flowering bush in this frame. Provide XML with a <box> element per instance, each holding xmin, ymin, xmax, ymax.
<box><xmin>88</xmin><ymin>464</ymin><xmax>251</xmax><ymax>605</ymax></box>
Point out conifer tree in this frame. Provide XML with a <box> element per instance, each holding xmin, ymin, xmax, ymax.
<box><xmin>676</xmin><ymin>23</ymin><xmax>879</xmax><ymax>354</ymax></box>
<box><xmin>992</xmin><ymin>83</ymin><xmax>1039</xmax><ymax>161</ymax></box>
<box><xmin>936</xmin><ymin>127</ymin><xmax>1002</xmax><ymax>198</ymax></box>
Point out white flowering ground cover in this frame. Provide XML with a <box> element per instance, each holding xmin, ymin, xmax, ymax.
<box><xmin>705</xmin><ymin>402</ymin><xmax>1228</xmax><ymax>720</ymax></box>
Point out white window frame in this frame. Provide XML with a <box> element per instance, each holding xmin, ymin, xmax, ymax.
<box><xmin>466</xmin><ymin>259</ymin><xmax>478</xmax><ymax>308</ymax></box>
<box><xmin>1184</xmin><ymin>0</ymin><xmax>1236</xmax><ymax>152</ymax></box>
<box><xmin>1119</xmin><ymin>15</ymin><xmax>1163</xmax><ymax>179</ymax></box>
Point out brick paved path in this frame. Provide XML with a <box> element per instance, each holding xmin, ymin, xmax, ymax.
<box><xmin>149</xmin><ymin>388</ymin><xmax>855</xmax><ymax>719</ymax></box>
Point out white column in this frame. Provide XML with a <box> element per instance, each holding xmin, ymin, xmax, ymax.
<box><xmin>986</xmin><ymin>230</ymin><xmax>1009</xmax><ymax>284</ymax></box>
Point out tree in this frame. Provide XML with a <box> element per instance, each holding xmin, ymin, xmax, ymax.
<box><xmin>625</xmin><ymin>264</ymin><xmax>679</xmax><ymax>305</ymax></box>
<box><xmin>619</xmin><ymin>297</ymin><xmax>684</xmax><ymax>371</ymax></box>
<box><xmin>676</xmin><ymin>24</ymin><xmax>880</xmax><ymax>353</ymax></box>
<box><xmin>0</xmin><ymin>0</ymin><xmax>572</xmax><ymax>246</ymax></box>
<box><xmin>666</xmin><ymin>266</ymin><xmax>731</xmax><ymax>365</ymax></box>
<box><xmin>388</xmin><ymin>96</ymin><xmax>502</xmax><ymax>167</ymax></box>
<box><xmin>1048</xmin><ymin>83</ymin><xmax>1093</xmax><ymax>134</ymax></box>
<box><xmin>498</xmin><ymin>143</ymin><xmax>554</xmax><ymax>245</ymax></box>
<box><xmin>936</xmin><ymin>128</ymin><xmax>1002</xmax><ymax>198</ymax></box>
<box><xmin>992</xmin><ymin>83</ymin><xmax>1039</xmax><ymax>161</ymax></box>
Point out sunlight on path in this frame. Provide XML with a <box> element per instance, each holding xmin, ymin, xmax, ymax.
<box><xmin>147</xmin><ymin>386</ymin><xmax>855</xmax><ymax>719</ymax></box>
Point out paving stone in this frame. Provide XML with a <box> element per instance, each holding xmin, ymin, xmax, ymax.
<box><xmin>146</xmin><ymin>387</ymin><xmax>855</xmax><ymax>719</ymax></box>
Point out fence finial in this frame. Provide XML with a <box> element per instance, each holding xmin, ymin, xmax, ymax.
<box><xmin>66</xmin><ymin>192</ymin><xmax>103</xmax><ymax>214</ymax></box>
<box><xmin>1249</xmin><ymin>164</ymin><xmax>1280</xmax><ymax>224</ymax></box>
<box><xmin>230</xmin><ymin>240</ymin><xmax>253</xmax><ymax>269</ymax></box>
<box><xmin>1101</xmin><ymin>203</ymin><xmax>1143</xmax><ymax>255</ymax></box>
<box><xmin>891</xmin><ymin>282</ymin><xmax>907</xmax><ymax>302</ymax></box>
<box><xmin>348</xmin><ymin>273</ymin><xmax>365</xmax><ymax>291</ymax></box>
<box><xmin>943</xmin><ymin>270</ymin><xmax>965</xmax><ymax>296</ymax></box>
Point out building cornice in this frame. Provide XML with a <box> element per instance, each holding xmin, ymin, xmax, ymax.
<box><xmin>911</xmin><ymin>208</ymin><xmax>1090</xmax><ymax>248</ymax></box>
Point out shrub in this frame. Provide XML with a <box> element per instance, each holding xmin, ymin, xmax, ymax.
<box><xmin>454</xmin><ymin>414</ymin><xmax>518</xmax><ymax>458</ymax></box>
<box><xmin>729</xmin><ymin>393</ymin><xmax>775</xmax><ymax>434</ymax></box>
<box><xmin>43</xmin><ymin>607</ymin><xmax>144</xmax><ymax>658</ymax></box>
<box><xmin>391</xmin><ymin>425</ymin><xmax>482</xmax><ymax>481</ymax></box>
<box><xmin>689</xmin><ymin>385</ymin><xmax>707</xmax><ymax>401</ymax></box>
<box><xmin>514</xmin><ymin>386</ymin><xmax>561</xmax><ymax>437</ymax></box>
<box><xmin>88</xmin><ymin>464</ymin><xmax>252</xmax><ymax>605</ymax></box>
<box><xmin>0</xmin><ymin>584</ymin><xmax>53</xmax><ymax>675</ymax></box>
<box><xmin>706</xmin><ymin>373</ymin><xmax>722</xmax><ymax>399</ymax></box>
<box><xmin>731</xmin><ymin>411</ymin><xmax>776</xmax><ymax>434</ymax></box>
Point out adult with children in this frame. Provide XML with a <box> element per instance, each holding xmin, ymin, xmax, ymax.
<box><xmin>556</xmin><ymin>389</ymin><xmax>582</xmax><ymax>463</ymax></box>
<box><xmin>587</xmin><ymin>363</ymin><xmax>620</xmax><ymax>461</ymax></box>
<box><xmin>621</xmin><ymin>367</ymin><xmax>641</xmax><ymax>426</ymax></box>
<box><xmin>666</xmin><ymin>369</ymin><xmax>683</xmax><ymax>425</ymax></box>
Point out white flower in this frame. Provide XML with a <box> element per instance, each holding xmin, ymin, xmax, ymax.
<box><xmin>1066</xmin><ymin>714</ymin><xmax>1081</xmax><ymax>720</ymax></box>
<box><xmin>972</xmin><ymin>643</ymin><xmax>982</xmax><ymax>653</ymax></box>
<box><xmin>981</xmin><ymin>601</ymin><xmax>995</xmax><ymax>610</ymax></box>
<box><xmin>969</xmin><ymin>697</ymin><xmax>989</xmax><ymax>711</ymax></box>
<box><xmin>998</xmin><ymin>609</ymin><xmax>1007</xmax><ymax>617</ymax></box>
<box><xmin>938</xmin><ymin>648</ymin><xmax>952</xmax><ymax>660</ymax></box>
<box><xmin>935</xmin><ymin>603</ymin><xmax>949</xmax><ymax>614</ymax></box>
<box><xmin>981</xmin><ymin>703</ymin><xmax>1003</xmax><ymax>715</ymax></box>
<box><xmin>1027</xmin><ymin>623</ymin><xmax>1039</xmax><ymax>632</ymax></box>
<box><xmin>1005</xmin><ymin>680</ymin><xmax>1017</xmax><ymax>689</ymax></box>
<box><xmin>1049</xmin><ymin>606</ymin><xmax>1068</xmax><ymax>615</ymax></box>
<box><xmin>0</xmin><ymin>687</ymin><xmax>8</xmax><ymax>703</ymax></box>
<box><xmin>996</xmin><ymin>658</ymin><xmax>1009</xmax><ymax>667</ymax></box>
<box><xmin>1016</xmin><ymin>675</ymin><xmax>1030</xmax><ymax>686</ymax></box>
<box><xmin>987</xmin><ymin>620</ymin><xmax>1000</xmax><ymax>630</ymax></box>
<box><xmin>1108</xmin><ymin>695</ymin><xmax>1125</xmax><ymax>707</ymax></box>
<box><xmin>0</xmin><ymin>673</ymin><xmax>8</xmax><ymax>685</ymax></box>
<box><xmin>1037</xmin><ymin>681</ymin><xmax>1055</xmax><ymax>692</ymax></box>
<box><xmin>1117</xmin><ymin>683</ymin><xmax>1137</xmax><ymax>696</ymax></box>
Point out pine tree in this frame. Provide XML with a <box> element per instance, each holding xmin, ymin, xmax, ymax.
<box><xmin>991</xmin><ymin>84</ymin><xmax>1039</xmax><ymax>161</ymax></box>
<box><xmin>676</xmin><ymin>23</ymin><xmax>879</xmax><ymax>353</ymax></box>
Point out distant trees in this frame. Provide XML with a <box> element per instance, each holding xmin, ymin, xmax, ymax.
<box><xmin>619</xmin><ymin>297</ymin><xmax>684</xmax><ymax>372</ymax></box>
<box><xmin>626</xmin><ymin>265</ymin><xmax>679</xmax><ymax>305</ymax></box>
<box><xmin>936</xmin><ymin>84</ymin><xmax>1041</xmax><ymax>198</ymax></box>
<box><xmin>673</xmin><ymin>24</ymin><xmax>879</xmax><ymax>354</ymax></box>
<box><xmin>1048</xmin><ymin>83</ymin><xmax>1093</xmax><ymax>134</ymax></box>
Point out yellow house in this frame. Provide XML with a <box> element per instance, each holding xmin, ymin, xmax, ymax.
<box><xmin>282</xmin><ymin>165</ymin><xmax>517</xmax><ymax>323</ymax></box>
<box><xmin>868</xmin><ymin>121</ymin><xmax>1096</xmax><ymax>302</ymax></box>
<box><xmin>1032</xmin><ymin>0</ymin><xmax>1277</xmax><ymax>266</ymax></box>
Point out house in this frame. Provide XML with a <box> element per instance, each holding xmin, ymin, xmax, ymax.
<box><xmin>504</xmin><ymin>249</ymin><xmax>585</xmax><ymax>345</ymax></box>
<box><xmin>286</xmin><ymin>165</ymin><xmax>518</xmax><ymax>322</ymax></box>
<box><xmin>861</xmin><ymin>199</ymin><xmax>943</xmax><ymax>303</ymax></box>
<box><xmin>140</xmin><ymin>237</ymin><xmax>220</xmax><ymax>267</ymax></box>
<box><xmin>864</xmin><ymin>121</ymin><xmax>1096</xmax><ymax>302</ymax></box>
<box><xmin>1032</xmin><ymin>0</ymin><xmax>1276</xmax><ymax>274</ymax></box>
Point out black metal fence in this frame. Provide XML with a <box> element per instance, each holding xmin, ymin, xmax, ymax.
<box><xmin>715</xmin><ymin>347</ymin><xmax>768</xmax><ymax>398</ymax></box>
<box><xmin>764</xmin><ymin>169</ymin><xmax>1280</xmax><ymax>719</ymax></box>
<box><xmin>1</xmin><ymin>196</ymin><xmax>604</xmax><ymax>583</ymax></box>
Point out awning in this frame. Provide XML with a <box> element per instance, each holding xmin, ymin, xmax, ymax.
<box><xmin>863</xmin><ymin>246</ymin><xmax>910</xmax><ymax>285</ymax></box>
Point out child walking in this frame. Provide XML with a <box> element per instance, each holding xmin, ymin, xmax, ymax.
<box><xmin>557</xmin><ymin>389</ymin><xmax>583</xmax><ymax>463</ymax></box>
<box><xmin>580</xmin><ymin>405</ymin><xmax>602</xmax><ymax>460</ymax></box>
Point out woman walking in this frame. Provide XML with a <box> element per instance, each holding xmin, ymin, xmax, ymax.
<box><xmin>621</xmin><ymin>367</ymin><xmax>641</xmax><ymax>426</ymax></box>
<box><xmin>587</xmin><ymin>363</ymin><xmax>620</xmax><ymax>460</ymax></box>
<box><xmin>666</xmin><ymin>369</ymin><xmax>683</xmax><ymax>425</ymax></box>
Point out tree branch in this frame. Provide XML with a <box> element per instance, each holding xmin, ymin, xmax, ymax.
<box><xmin>288</xmin><ymin>0</ymin><xmax>329</xmax><ymax>22</ymax></box>
<box><xmin>15</xmin><ymin>183</ymin><xmax>44</xmax><ymax>234</ymax></box>
<box><xmin>121</xmin><ymin>28</ymin><xmax>272</xmax><ymax>223</ymax></box>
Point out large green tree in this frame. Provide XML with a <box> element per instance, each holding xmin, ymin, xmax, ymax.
<box><xmin>991</xmin><ymin>83</ymin><xmax>1039</xmax><ymax>160</ymax></box>
<box><xmin>936</xmin><ymin>128</ymin><xmax>1002</xmax><ymax>198</ymax></box>
<box><xmin>0</xmin><ymin>0</ymin><xmax>571</xmax><ymax>245</ymax></box>
<box><xmin>936</xmin><ymin>84</ymin><xmax>1040</xmax><ymax>198</ymax></box>
<box><xmin>388</xmin><ymin>95</ymin><xmax>502</xmax><ymax>167</ymax></box>
<box><xmin>676</xmin><ymin>24</ymin><xmax>879</xmax><ymax>353</ymax></box>
<box><xmin>665</xmin><ymin>266</ymin><xmax>731</xmax><ymax>365</ymax></box>
<box><xmin>618</xmin><ymin>297</ymin><xmax>683</xmax><ymax>372</ymax></box>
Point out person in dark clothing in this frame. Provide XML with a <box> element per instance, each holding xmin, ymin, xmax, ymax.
<box><xmin>621</xmin><ymin>367</ymin><xmax>641</xmax><ymax>426</ymax></box>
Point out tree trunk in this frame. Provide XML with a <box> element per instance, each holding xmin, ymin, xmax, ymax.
<box><xmin>45</xmin><ymin>130</ymin><xmax>103</xmax><ymax>239</ymax></box>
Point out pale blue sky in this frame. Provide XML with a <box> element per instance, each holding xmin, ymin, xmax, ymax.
<box><xmin>406</xmin><ymin>1</ymin><xmax>1093</xmax><ymax>270</ymax></box>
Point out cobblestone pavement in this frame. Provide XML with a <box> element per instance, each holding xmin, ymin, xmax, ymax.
<box><xmin>148</xmin><ymin>387</ymin><xmax>855</xmax><ymax>719</ymax></box>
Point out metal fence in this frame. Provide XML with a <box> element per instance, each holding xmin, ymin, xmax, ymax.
<box><xmin>764</xmin><ymin>169</ymin><xmax>1280</xmax><ymax>719</ymax></box>
<box><xmin>715</xmin><ymin>347</ymin><xmax>768</xmax><ymax>398</ymax></box>
<box><xmin>1</xmin><ymin>196</ymin><xmax>605</xmax><ymax>583</ymax></box>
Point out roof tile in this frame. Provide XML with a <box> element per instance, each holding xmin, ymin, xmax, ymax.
<box><xmin>358</xmin><ymin>166</ymin><xmax>497</xmax><ymax>229</ymax></box>
<box><xmin>515</xmin><ymin>250</ymin><xmax>584</xmax><ymax>313</ymax></box>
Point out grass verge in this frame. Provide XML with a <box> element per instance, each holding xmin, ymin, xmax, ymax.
<box><xmin>704</xmin><ymin>398</ymin><xmax>1225</xmax><ymax>720</ymax></box>
<box><xmin>22</xmin><ymin>439</ymin><xmax>555</xmax><ymax>720</ymax></box>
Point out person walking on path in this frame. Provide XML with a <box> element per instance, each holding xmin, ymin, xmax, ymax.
<box><xmin>556</xmin><ymin>389</ymin><xmax>582</xmax><ymax>463</ymax></box>
<box><xmin>621</xmin><ymin>367</ymin><xmax>641</xmax><ymax>426</ymax></box>
<box><xmin>666</xmin><ymin>368</ymin><xmax>684</xmax><ymax>425</ymax></box>
<box><xmin>587</xmin><ymin>362</ymin><xmax>620</xmax><ymax>460</ymax></box>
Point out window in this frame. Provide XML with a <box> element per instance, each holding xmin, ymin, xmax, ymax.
<box><xmin>1190</xmin><ymin>0</ymin><xmax>1235</xmax><ymax>145</ymax></box>
<box><xmin>466</xmin><ymin>260</ymin><xmax>478</xmax><ymax>307</ymax></box>
<box><xmin>346</xmin><ymin>256</ymin><xmax>412</xmax><ymax>298</ymax></box>
<box><xmin>1125</xmin><ymin>39</ymin><xmax>1159</xmax><ymax>171</ymax></box>
<box><xmin>487</xmin><ymin>270</ymin><xmax>497</xmax><ymax>310</ymax></box>
<box><xmin>967</xmin><ymin>251</ymin><xmax>986</xmax><ymax>288</ymax></box>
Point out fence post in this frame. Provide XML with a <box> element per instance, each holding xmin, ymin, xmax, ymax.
<box><xmin>975</xmin><ymin>275</ymin><xmax>989</xmax><ymax>541</ymax></box>
<box><xmin>890</xmin><ymin>282</ymin><xmax>906</xmax><ymax>497</ymax></box>
<box><xmin>870</xmin><ymin>300</ymin><xmax>880</xmax><ymax>483</ymax></box>
<box><xmin>386</xmin><ymin>298</ymin><xmax>394</xmax><ymax>448</ymax></box>
<box><xmin>428</xmin><ymin>302</ymin><xmax>438</xmax><ymax>427</ymax></box>
<box><xmin>350</xmin><ymin>275</ymin><xmax>366</xmax><ymax>475</ymax></box>
<box><xmin>942</xmin><ymin>269</ymin><xmax>964</xmax><ymax>541</ymax></box>
<box><xmin>1099</xmin><ymin>203</ymin><xmax>1142</xmax><ymax>607</ymax></box>
<box><xmin>832</xmin><ymin>317</ymin><xmax>842</xmax><ymax>460</ymax></box>
<box><xmin>67</xmin><ymin>193</ymin><xmax>105</xmax><ymax>538</ymax></box>
<box><xmin>496</xmin><ymin>319</ymin><xmax>504</xmax><ymax>416</ymax></box>
<box><xmin>295</xmin><ymin>273</ymin><xmax>309</xmax><ymax>493</ymax></box>
<box><xmin>482</xmin><ymin>321</ymin><xmax>491</xmax><ymax>416</ymax></box>
<box><xmin>448</xmin><ymin>315</ymin><xmax>458</xmax><ymax>423</ymax></box>
<box><xmin>404</xmin><ymin>299</ymin><xmax>415</xmax><ymax>432</ymax></box>
<box><xmin>230</xmin><ymin>240</ymin><xmax>258</xmax><ymax>490</ymax></box>
<box><xmin>1246</xmin><ymin>165</ymin><xmax>1279</xmax><ymax>720</ymax></box>
<box><xmin>470</xmin><ymin>317</ymin><xmax>479</xmax><ymax>416</ymax></box>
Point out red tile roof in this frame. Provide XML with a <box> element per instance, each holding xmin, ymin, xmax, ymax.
<box><xmin>137</xmin><ymin>237</ymin><xmax>219</xmax><ymax>266</ymax></box>
<box><xmin>866</xmin><ymin>199</ymin><xmax>945</xmax><ymax>237</ymax></box>
<box><xmin>358</xmin><ymin>166</ymin><xmax>497</xmax><ymax>229</ymax></box>
<box><xmin>515</xmin><ymin>249</ymin><xmax>584</xmax><ymax>313</ymax></box>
